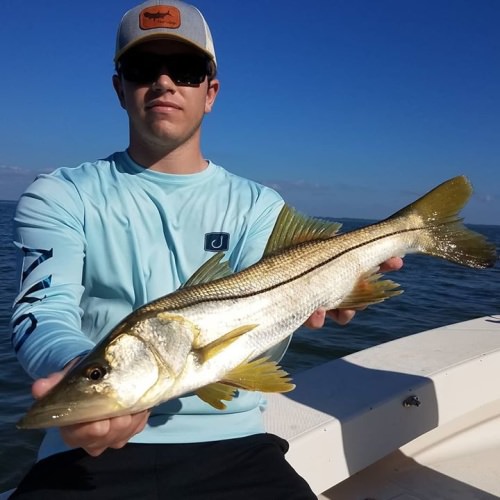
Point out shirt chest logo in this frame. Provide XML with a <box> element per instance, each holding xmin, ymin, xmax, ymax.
<box><xmin>204</xmin><ymin>232</ymin><xmax>230</xmax><ymax>252</ymax></box>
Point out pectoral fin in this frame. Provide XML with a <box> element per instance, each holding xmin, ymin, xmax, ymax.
<box><xmin>197</xmin><ymin>324</ymin><xmax>259</xmax><ymax>358</ymax></box>
<box><xmin>222</xmin><ymin>357</ymin><xmax>295</xmax><ymax>393</ymax></box>
<box><xmin>338</xmin><ymin>270</ymin><xmax>402</xmax><ymax>309</ymax></box>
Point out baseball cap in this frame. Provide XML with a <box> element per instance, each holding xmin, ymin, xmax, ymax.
<box><xmin>115</xmin><ymin>0</ymin><xmax>216</xmax><ymax>65</ymax></box>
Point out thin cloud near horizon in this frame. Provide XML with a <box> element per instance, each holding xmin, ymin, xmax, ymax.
<box><xmin>0</xmin><ymin>166</ymin><xmax>497</xmax><ymax>225</ymax></box>
<box><xmin>0</xmin><ymin>165</ymin><xmax>52</xmax><ymax>201</ymax></box>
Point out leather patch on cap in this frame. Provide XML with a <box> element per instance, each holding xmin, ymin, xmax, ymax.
<box><xmin>140</xmin><ymin>6</ymin><xmax>181</xmax><ymax>30</ymax></box>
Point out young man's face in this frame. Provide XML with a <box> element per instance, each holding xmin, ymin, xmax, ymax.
<box><xmin>113</xmin><ymin>39</ymin><xmax>219</xmax><ymax>156</ymax></box>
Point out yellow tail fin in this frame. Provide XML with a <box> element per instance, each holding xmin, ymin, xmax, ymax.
<box><xmin>389</xmin><ymin>176</ymin><xmax>497</xmax><ymax>268</ymax></box>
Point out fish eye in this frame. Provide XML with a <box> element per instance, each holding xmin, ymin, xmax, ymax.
<box><xmin>85</xmin><ymin>365</ymin><xmax>107</xmax><ymax>381</ymax></box>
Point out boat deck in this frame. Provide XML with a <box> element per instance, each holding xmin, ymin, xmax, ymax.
<box><xmin>264</xmin><ymin>315</ymin><xmax>500</xmax><ymax>499</ymax></box>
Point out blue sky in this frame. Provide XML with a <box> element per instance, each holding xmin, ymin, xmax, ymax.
<box><xmin>1</xmin><ymin>0</ymin><xmax>498</xmax><ymax>224</ymax></box>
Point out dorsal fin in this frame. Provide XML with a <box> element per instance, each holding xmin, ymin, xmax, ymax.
<box><xmin>182</xmin><ymin>252</ymin><xmax>233</xmax><ymax>288</ymax></box>
<box><xmin>264</xmin><ymin>204</ymin><xmax>342</xmax><ymax>256</ymax></box>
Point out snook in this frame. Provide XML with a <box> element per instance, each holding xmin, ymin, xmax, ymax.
<box><xmin>18</xmin><ymin>176</ymin><xmax>497</xmax><ymax>429</ymax></box>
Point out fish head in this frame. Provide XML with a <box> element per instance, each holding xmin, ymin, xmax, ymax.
<box><xmin>17</xmin><ymin>331</ymin><xmax>171</xmax><ymax>429</ymax></box>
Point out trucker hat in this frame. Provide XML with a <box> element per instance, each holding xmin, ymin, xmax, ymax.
<box><xmin>115</xmin><ymin>0</ymin><xmax>216</xmax><ymax>64</ymax></box>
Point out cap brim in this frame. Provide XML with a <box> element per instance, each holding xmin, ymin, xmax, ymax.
<box><xmin>114</xmin><ymin>33</ymin><xmax>215</xmax><ymax>63</ymax></box>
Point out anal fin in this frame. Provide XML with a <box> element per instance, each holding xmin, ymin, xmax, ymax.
<box><xmin>338</xmin><ymin>270</ymin><xmax>403</xmax><ymax>309</ymax></box>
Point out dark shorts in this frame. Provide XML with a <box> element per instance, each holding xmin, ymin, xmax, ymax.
<box><xmin>10</xmin><ymin>433</ymin><xmax>316</xmax><ymax>500</ymax></box>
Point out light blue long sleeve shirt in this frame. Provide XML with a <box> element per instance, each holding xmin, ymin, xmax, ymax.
<box><xmin>11</xmin><ymin>151</ymin><xmax>285</xmax><ymax>459</ymax></box>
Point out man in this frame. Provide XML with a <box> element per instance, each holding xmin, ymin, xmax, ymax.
<box><xmin>10</xmin><ymin>1</ymin><xmax>402</xmax><ymax>498</ymax></box>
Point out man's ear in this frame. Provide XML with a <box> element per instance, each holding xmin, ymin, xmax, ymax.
<box><xmin>205</xmin><ymin>78</ymin><xmax>220</xmax><ymax>114</ymax></box>
<box><xmin>113</xmin><ymin>74</ymin><xmax>126</xmax><ymax>109</ymax></box>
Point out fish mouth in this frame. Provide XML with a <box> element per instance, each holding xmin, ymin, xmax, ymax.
<box><xmin>17</xmin><ymin>392</ymin><xmax>122</xmax><ymax>429</ymax></box>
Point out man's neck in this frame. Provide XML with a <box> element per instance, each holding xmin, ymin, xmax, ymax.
<box><xmin>127</xmin><ymin>136</ymin><xmax>208</xmax><ymax>174</ymax></box>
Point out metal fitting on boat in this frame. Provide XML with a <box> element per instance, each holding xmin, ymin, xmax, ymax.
<box><xmin>402</xmin><ymin>395</ymin><xmax>421</xmax><ymax>407</ymax></box>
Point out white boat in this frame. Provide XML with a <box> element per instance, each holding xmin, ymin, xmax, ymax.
<box><xmin>264</xmin><ymin>314</ymin><xmax>500</xmax><ymax>499</ymax></box>
<box><xmin>3</xmin><ymin>315</ymin><xmax>499</xmax><ymax>499</ymax></box>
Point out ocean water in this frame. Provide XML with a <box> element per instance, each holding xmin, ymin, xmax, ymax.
<box><xmin>0</xmin><ymin>199</ymin><xmax>498</xmax><ymax>490</ymax></box>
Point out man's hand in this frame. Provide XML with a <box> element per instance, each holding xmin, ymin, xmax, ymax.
<box><xmin>304</xmin><ymin>257</ymin><xmax>404</xmax><ymax>329</ymax></box>
<box><xmin>32</xmin><ymin>361</ymin><xmax>150</xmax><ymax>457</ymax></box>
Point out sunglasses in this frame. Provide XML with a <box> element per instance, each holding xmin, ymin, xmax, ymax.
<box><xmin>119</xmin><ymin>53</ymin><xmax>212</xmax><ymax>86</ymax></box>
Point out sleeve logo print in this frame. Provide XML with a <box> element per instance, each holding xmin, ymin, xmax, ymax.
<box><xmin>11</xmin><ymin>246</ymin><xmax>53</xmax><ymax>352</ymax></box>
<box><xmin>204</xmin><ymin>233</ymin><xmax>230</xmax><ymax>252</ymax></box>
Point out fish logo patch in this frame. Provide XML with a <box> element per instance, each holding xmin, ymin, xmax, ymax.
<box><xmin>140</xmin><ymin>6</ymin><xmax>181</xmax><ymax>30</ymax></box>
<box><xmin>205</xmin><ymin>233</ymin><xmax>230</xmax><ymax>252</ymax></box>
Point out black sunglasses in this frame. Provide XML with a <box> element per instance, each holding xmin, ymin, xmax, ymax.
<box><xmin>119</xmin><ymin>52</ymin><xmax>212</xmax><ymax>86</ymax></box>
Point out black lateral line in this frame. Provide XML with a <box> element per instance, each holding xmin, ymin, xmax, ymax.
<box><xmin>139</xmin><ymin>225</ymin><xmax>422</xmax><ymax>316</ymax></box>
